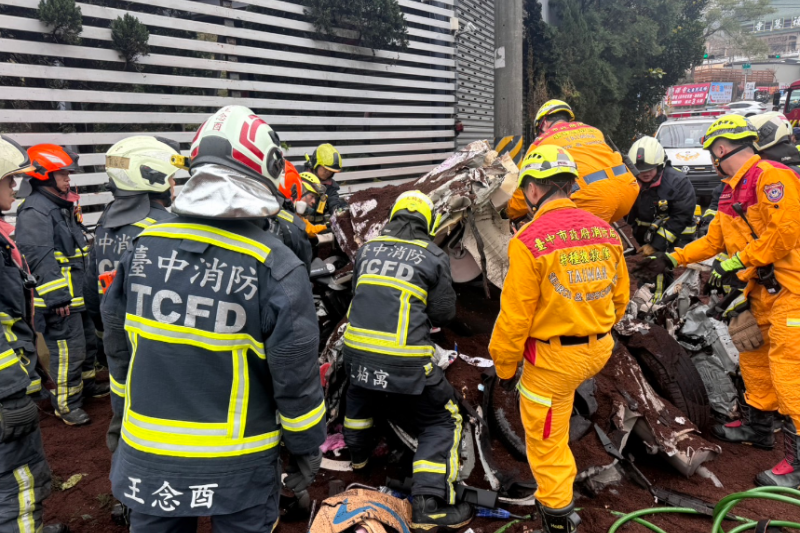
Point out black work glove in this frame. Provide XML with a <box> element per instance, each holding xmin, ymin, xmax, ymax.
<box><xmin>498</xmin><ymin>377</ymin><xmax>517</xmax><ymax>392</ymax></box>
<box><xmin>0</xmin><ymin>390</ymin><xmax>39</xmax><ymax>443</ymax></box>
<box><xmin>284</xmin><ymin>449</ymin><xmax>322</xmax><ymax>495</ymax></box>
<box><xmin>631</xmin><ymin>252</ymin><xmax>677</xmax><ymax>284</ymax></box>
<box><xmin>704</xmin><ymin>253</ymin><xmax>745</xmax><ymax>295</ymax></box>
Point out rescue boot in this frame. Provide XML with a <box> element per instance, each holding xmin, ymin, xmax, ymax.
<box><xmin>411</xmin><ymin>495</ymin><xmax>473</xmax><ymax>530</ymax></box>
<box><xmin>537</xmin><ymin>501</ymin><xmax>581</xmax><ymax>533</ymax></box>
<box><xmin>55</xmin><ymin>407</ymin><xmax>90</xmax><ymax>426</ymax></box>
<box><xmin>756</xmin><ymin>420</ymin><xmax>800</xmax><ymax>488</ymax></box>
<box><xmin>712</xmin><ymin>404</ymin><xmax>775</xmax><ymax>450</ymax></box>
<box><xmin>82</xmin><ymin>379</ymin><xmax>110</xmax><ymax>398</ymax></box>
<box><xmin>43</xmin><ymin>524</ymin><xmax>69</xmax><ymax>533</ymax></box>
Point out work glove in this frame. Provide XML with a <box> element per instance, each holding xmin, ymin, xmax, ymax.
<box><xmin>706</xmin><ymin>288</ymin><xmax>749</xmax><ymax>321</ymax></box>
<box><xmin>705</xmin><ymin>253</ymin><xmax>745</xmax><ymax>294</ymax></box>
<box><xmin>0</xmin><ymin>391</ymin><xmax>39</xmax><ymax>443</ymax></box>
<box><xmin>631</xmin><ymin>252</ymin><xmax>677</xmax><ymax>284</ymax></box>
<box><xmin>639</xmin><ymin>244</ymin><xmax>658</xmax><ymax>257</ymax></box>
<box><xmin>728</xmin><ymin>310</ymin><xmax>764</xmax><ymax>352</ymax></box>
<box><xmin>284</xmin><ymin>448</ymin><xmax>322</xmax><ymax>495</ymax></box>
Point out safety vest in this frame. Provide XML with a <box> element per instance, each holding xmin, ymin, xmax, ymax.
<box><xmin>105</xmin><ymin>217</ymin><xmax>325</xmax><ymax>516</ymax></box>
<box><xmin>343</xmin><ymin>234</ymin><xmax>455</xmax><ymax>394</ymax></box>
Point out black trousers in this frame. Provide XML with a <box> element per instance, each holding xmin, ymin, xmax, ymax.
<box><xmin>344</xmin><ymin>377</ymin><xmax>462</xmax><ymax>503</ymax></box>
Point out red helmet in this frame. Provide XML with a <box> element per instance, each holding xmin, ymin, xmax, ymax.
<box><xmin>279</xmin><ymin>161</ymin><xmax>303</xmax><ymax>203</ymax></box>
<box><xmin>26</xmin><ymin>144</ymin><xmax>80</xmax><ymax>181</ymax></box>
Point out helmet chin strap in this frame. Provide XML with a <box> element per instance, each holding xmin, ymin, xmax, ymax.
<box><xmin>523</xmin><ymin>182</ymin><xmax>568</xmax><ymax>215</ymax></box>
<box><xmin>712</xmin><ymin>144</ymin><xmax>751</xmax><ymax>177</ymax></box>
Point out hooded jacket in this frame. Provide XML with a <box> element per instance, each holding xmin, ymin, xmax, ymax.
<box><xmin>15</xmin><ymin>187</ymin><xmax>88</xmax><ymax>311</ymax></box>
<box><xmin>342</xmin><ymin>214</ymin><xmax>456</xmax><ymax>395</ymax></box>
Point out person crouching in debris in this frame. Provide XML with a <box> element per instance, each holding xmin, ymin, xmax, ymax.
<box><xmin>626</xmin><ymin>136</ymin><xmax>697</xmax><ymax>299</ymax></box>
<box><xmin>101</xmin><ymin>106</ymin><xmax>326</xmax><ymax>532</ymax></box>
<box><xmin>265</xmin><ymin>161</ymin><xmax>313</xmax><ymax>271</ymax></box>
<box><xmin>305</xmin><ymin>143</ymin><xmax>347</xmax><ymax>223</ymax></box>
<box><xmin>489</xmin><ymin>146</ymin><xmax>630</xmax><ymax>533</ymax></box>
<box><xmin>637</xmin><ymin>114</ymin><xmax>800</xmax><ymax>489</ymax></box>
<box><xmin>298</xmin><ymin>172</ymin><xmax>332</xmax><ymax>239</ymax></box>
<box><xmin>341</xmin><ymin>191</ymin><xmax>472</xmax><ymax>530</ymax></box>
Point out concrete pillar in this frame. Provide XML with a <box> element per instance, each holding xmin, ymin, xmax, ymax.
<box><xmin>494</xmin><ymin>0</ymin><xmax>524</xmax><ymax>138</ymax></box>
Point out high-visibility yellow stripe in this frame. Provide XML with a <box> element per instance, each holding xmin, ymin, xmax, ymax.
<box><xmin>131</xmin><ymin>217</ymin><xmax>157</xmax><ymax>229</ymax></box>
<box><xmin>342</xmin><ymin>334</ymin><xmax>435</xmax><ymax>358</ymax></box>
<box><xmin>787</xmin><ymin>318</ymin><xmax>800</xmax><ymax>327</ymax></box>
<box><xmin>0</xmin><ymin>348</ymin><xmax>20</xmax><ymax>371</ymax></box>
<box><xmin>13</xmin><ymin>464</ymin><xmax>36</xmax><ymax>533</ymax></box>
<box><xmin>344</xmin><ymin>417</ymin><xmax>373</xmax><ymax>430</ymax></box>
<box><xmin>139</xmin><ymin>223</ymin><xmax>271</xmax><ymax>263</ymax></box>
<box><xmin>345</xmin><ymin>325</ymin><xmax>397</xmax><ymax>342</ymax></box>
<box><xmin>81</xmin><ymin>368</ymin><xmax>96</xmax><ymax>380</ymax></box>
<box><xmin>124</xmin><ymin>314</ymin><xmax>266</xmax><ymax>358</ymax></box>
<box><xmin>357</xmin><ymin>274</ymin><xmax>428</xmax><ymax>303</ymax></box>
<box><xmin>703</xmin><ymin>209</ymin><xmax>717</xmax><ymax>218</ymax></box>
<box><xmin>127</xmin><ymin>409</ymin><xmax>228</xmax><ymax>435</ymax></box>
<box><xmin>277</xmin><ymin>210</ymin><xmax>294</xmax><ymax>223</ymax></box>
<box><xmin>109</xmin><ymin>374</ymin><xmax>126</xmax><ymax>398</ymax></box>
<box><xmin>517</xmin><ymin>382</ymin><xmax>552</xmax><ymax>407</ymax></box>
<box><xmin>0</xmin><ymin>313</ymin><xmax>20</xmax><ymax>344</ymax></box>
<box><xmin>657</xmin><ymin>227</ymin><xmax>677</xmax><ymax>243</ymax></box>
<box><xmin>35</xmin><ymin>277</ymin><xmax>69</xmax><ymax>295</ymax></box>
<box><xmin>445</xmin><ymin>399</ymin><xmax>463</xmax><ymax>504</ymax></box>
<box><xmin>280</xmin><ymin>400</ymin><xmax>326</xmax><ymax>432</ymax></box>
<box><xmin>56</xmin><ymin>340</ymin><xmax>69</xmax><ymax>413</ymax></box>
<box><xmin>121</xmin><ymin>424</ymin><xmax>281</xmax><ymax>458</ymax></box>
<box><xmin>413</xmin><ymin>460</ymin><xmax>447</xmax><ymax>474</ymax></box>
<box><xmin>682</xmin><ymin>225</ymin><xmax>697</xmax><ymax>235</ymax></box>
<box><xmin>26</xmin><ymin>378</ymin><xmax>41</xmax><ymax>395</ymax></box>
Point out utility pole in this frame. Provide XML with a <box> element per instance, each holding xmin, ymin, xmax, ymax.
<box><xmin>494</xmin><ymin>0</ymin><xmax>524</xmax><ymax>139</ymax></box>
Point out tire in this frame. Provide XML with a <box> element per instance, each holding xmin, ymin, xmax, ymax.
<box><xmin>626</xmin><ymin>327</ymin><xmax>712</xmax><ymax>431</ymax></box>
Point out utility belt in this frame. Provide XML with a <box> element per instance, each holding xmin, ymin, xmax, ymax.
<box><xmin>524</xmin><ymin>333</ymin><xmax>609</xmax><ymax>365</ymax></box>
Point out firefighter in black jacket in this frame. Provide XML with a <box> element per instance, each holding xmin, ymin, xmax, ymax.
<box><xmin>15</xmin><ymin>144</ymin><xmax>108</xmax><ymax>427</ymax></box>
<box><xmin>342</xmin><ymin>191</ymin><xmax>471</xmax><ymax>530</ymax></box>
<box><xmin>266</xmin><ymin>161</ymin><xmax>312</xmax><ymax>271</ymax></box>
<box><xmin>101</xmin><ymin>106</ymin><xmax>325</xmax><ymax>532</ymax></box>
<box><xmin>627</xmin><ymin>136</ymin><xmax>697</xmax><ymax>255</ymax></box>
<box><xmin>304</xmin><ymin>143</ymin><xmax>347</xmax><ymax>224</ymax></box>
<box><xmin>84</xmin><ymin>136</ymin><xmax>181</xmax><ymax>450</ymax></box>
<box><xmin>0</xmin><ymin>136</ymin><xmax>67</xmax><ymax>533</ymax></box>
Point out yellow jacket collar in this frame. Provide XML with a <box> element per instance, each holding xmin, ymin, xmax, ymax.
<box><xmin>724</xmin><ymin>154</ymin><xmax>761</xmax><ymax>190</ymax></box>
<box><xmin>533</xmin><ymin>197</ymin><xmax>576</xmax><ymax>221</ymax></box>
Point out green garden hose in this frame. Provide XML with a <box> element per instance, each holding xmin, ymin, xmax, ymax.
<box><xmin>607</xmin><ymin>486</ymin><xmax>800</xmax><ymax>533</ymax></box>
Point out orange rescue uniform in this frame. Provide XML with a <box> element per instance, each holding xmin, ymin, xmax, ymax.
<box><xmin>489</xmin><ymin>198</ymin><xmax>630</xmax><ymax>508</ymax></box>
<box><xmin>507</xmin><ymin>122</ymin><xmax>639</xmax><ymax>223</ymax></box>
<box><xmin>303</xmin><ymin>217</ymin><xmax>328</xmax><ymax>238</ymax></box>
<box><xmin>670</xmin><ymin>155</ymin><xmax>800</xmax><ymax>430</ymax></box>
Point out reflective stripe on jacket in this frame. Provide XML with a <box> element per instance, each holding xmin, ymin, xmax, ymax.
<box><xmin>507</xmin><ymin>122</ymin><xmax>636</xmax><ymax>219</ymax></box>
<box><xmin>15</xmin><ymin>190</ymin><xmax>88</xmax><ymax>310</ymax></box>
<box><xmin>671</xmin><ymin>155</ymin><xmax>800</xmax><ymax>294</ymax></box>
<box><xmin>101</xmin><ymin>217</ymin><xmax>325</xmax><ymax>516</ymax></box>
<box><xmin>489</xmin><ymin>199</ymin><xmax>630</xmax><ymax>380</ymax></box>
<box><xmin>629</xmin><ymin>166</ymin><xmax>697</xmax><ymax>251</ymax></box>
<box><xmin>343</xmin><ymin>234</ymin><xmax>456</xmax><ymax>394</ymax></box>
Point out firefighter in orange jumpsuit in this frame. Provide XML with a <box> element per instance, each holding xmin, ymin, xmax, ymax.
<box><xmin>641</xmin><ymin>114</ymin><xmax>800</xmax><ymax>488</ymax></box>
<box><xmin>507</xmin><ymin>100</ymin><xmax>639</xmax><ymax>223</ymax></box>
<box><xmin>489</xmin><ymin>146</ymin><xmax>630</xmax><ymax>532</ymax></box>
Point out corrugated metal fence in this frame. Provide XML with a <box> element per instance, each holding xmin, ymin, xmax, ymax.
<box><xmin>0</xmin><ymin>0</ymin><xmax>476</xmax><ymax>225</ymax></box>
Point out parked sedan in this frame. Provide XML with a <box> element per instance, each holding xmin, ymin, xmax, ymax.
<box><xmin>725</xmin><ymin>100</ymin><xmax>768</xmax><ymax>117</ymax></box>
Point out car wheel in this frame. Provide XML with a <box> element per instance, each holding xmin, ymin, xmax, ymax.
<box><xmin>746</xmin><ymin>113</ymin><xmax>755</xmax><ymax>117</ymax></box>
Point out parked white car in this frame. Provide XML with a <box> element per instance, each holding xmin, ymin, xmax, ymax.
<box><xmin>724</xmin><ymin>100</ymin><xmax>768</xmax><ymax>117</ymax></box>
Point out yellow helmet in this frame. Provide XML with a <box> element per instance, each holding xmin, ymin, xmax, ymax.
<box><xmin>390</xmin><ymin>190</ymin><xmax>440</xmax><ymax>234</ymax></box>
<box><xmin>534</xmin><ymin>99</ymin><xmax>575</xmax><ymax>132</ymax></box>
<box><xmin>105</xmin><ymin>136</ymin><xmax>181</xmax><ymax>193</ymax></box>
<box><xmin>300</xmin><ymin>171</ymin><xmax>325</xmax><ymax>196</ymax></box>
<box><xmin>306</xmin><ymin>143</ymin><xmax>343</xmax><ymax>173</ymax></box>
<box><xmin>518</xmin><ymin>145</ymin><xmax>579</xmax><ymax>187</ymax></box>
<box><xmin>702</xmin><ymin>114</ymin><xmax>758</xmax><ymax>150</ymax></box>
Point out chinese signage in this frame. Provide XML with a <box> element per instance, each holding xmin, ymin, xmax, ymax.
<box><xmin>709</xmin><ymin>82</ymin><xmax>733</xmax><ymax>104</ymax></box>
<box><xmin>753</xmin><ymin>16</ymin><xmax>800</xmax><ymax>32</ymax></box>
<box><xmin>744</xmin><ymin>82</ymin><xmax>756</xmax><ymax>100</ymax></box>
<box><xmin>670</xmin><ymin>83</ymin><xmax>710</xmax><ymax>107</ymax></box>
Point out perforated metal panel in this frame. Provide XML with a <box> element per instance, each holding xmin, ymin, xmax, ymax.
<box><xmin>455</xmin><ymin>0</ymin><xmax>495</xmax><ymax>148</ymax></box>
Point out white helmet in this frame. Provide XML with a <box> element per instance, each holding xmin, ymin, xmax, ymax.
<box><xmin>628</xmin><ymin>136</ymin><xmax>667</xmax><ymax>172</ymax></box>
<box><xmin>0</xmin><ymin>135</ymin><xmax>34</xmax><ymax>180</ymax></box>
<box><xmin>190</xmin><ymin>105</ymin><xmax>285</xmax><ymax>194</ymax></box>
<box><xmin>749</xmin><ymin>112</ymin><xmax>793</xmax><ymax>151</ymax></box>
<box><xmin>105</xmin><ymin>136</ymin><xmax>181</xmax><ymax>193</ymax></box>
